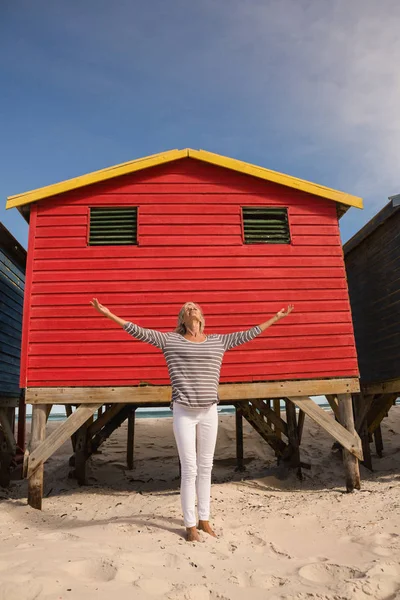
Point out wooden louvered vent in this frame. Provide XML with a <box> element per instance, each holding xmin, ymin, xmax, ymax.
<box><xmin>242</xmin><ymin>207</ymin><xmax>290</xmax><ymax>244</ymax></box>
<box><xmin>89</xmin><ymin>207</ymin><xmax>138</xmax><ymax>246</ymax></box>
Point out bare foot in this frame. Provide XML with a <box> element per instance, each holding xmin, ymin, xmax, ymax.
<box><xmin>186</xmin><ymin>526</ymin><xmax>202</xmax><ymax>542</ymax></box>
<box><xmin>198</xmin><ymin>520</ymin><xmax>217</xmax><ymax>537</ymax></box>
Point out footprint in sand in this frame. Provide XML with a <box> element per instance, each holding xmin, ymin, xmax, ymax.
<box><xmin>168</xmin><ymin>584</ymin><xmax>210</xmax><ymax>600</ymax></box>
<box><xmin>234</xmin><ymin>569</ymin><xmax>287</xmax><ymax>589</ymax></box>
<box><xmin>269</xmin><ymin>542</ymin><xmax>292</xmax><ymax>559</ymax></box>
<box><xmin>298</xmin><ymin>562</ymin><xmax>364</xmax><ymax>585</ymax></box>
<box><xmin>63</xmin><ymin>557</ymin><xmax>117</xmax><ymax>582</ymax></box>
<box><xmin>135</xmin><ymin>577</ymin><xmax>172</xmax><ymax>595</ymax></box>
<box><xmin>249</xmin><ymin>533</ymin><xmax>266</xmax><ymax>547</ymax></box>
<box><xmin>371</xmin><ymin>546</ymin><xmax>393</xmax><ymax>557</ymax></box>
<box><xmin>0</xmin><ymin>582</ymin><xmax>42</xmax><ymax>600</ymax></box>
<box><xmin>248</xmin><ymin>570</ymin><xmax>287</xmax><ymax>589</ymax></box>
<box><xmin>366</xmin><ymin>562</ymin><xmax>400</xmax><ymax>579</ymax></box>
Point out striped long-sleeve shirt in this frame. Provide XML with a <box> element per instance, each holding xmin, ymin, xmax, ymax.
<box><xmin>123</xmin><ymin>322</ymin><xmax>262</xmax><ymax>408</ymax></box>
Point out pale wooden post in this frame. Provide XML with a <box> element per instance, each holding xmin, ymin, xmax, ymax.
<box><xmin>127</xmin><ymin>407</ymin><xmax>136</xmax><ymax>470</ymax></box>
<box><xmin>337</xmin><ymin>393</ymin><xmax>361</xmax><ymax>492</ymax></box>
<box><xmin>235</xmin><ymin>404</ymin><xmax>245</xmax><ymax>471</ymax></box>
<box><xmin>28</xmin><ymin>404</ymin><xmax>47</xmax><ymax>509</ymax></box>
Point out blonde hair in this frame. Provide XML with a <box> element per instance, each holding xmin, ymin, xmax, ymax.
<box><xmin>175</xmin><ymin>302</ymin><xmax>205</xmax><ymax>335</ymax></box>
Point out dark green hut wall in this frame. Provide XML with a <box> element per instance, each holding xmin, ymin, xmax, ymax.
<box><xmin>345</xmin><ymin>211</ymin><xmax>400</xmax><ymax>384</ymax></box>
<box><xmin>0</xmin><ymin>249</ymin><xmax>25</xmax><ymax>396</ymax></box>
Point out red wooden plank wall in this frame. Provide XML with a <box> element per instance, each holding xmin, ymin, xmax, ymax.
<box><xmin>22</xmin><ymin>159</ymin><xmax>359</xmax><ymax>387</ymax></box>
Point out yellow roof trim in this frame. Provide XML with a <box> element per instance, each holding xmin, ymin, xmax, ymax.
<box><xmin>6</xmin><ymin>147</ymin><xmax>363</xmax><ymax>211</ymax></box>
<box><xmin>6</xmin><ymin>149</ymin><xmax>187</xmax><ymax>209</ymax></box>
<box><xmin>188</xmin><ymin>149</ymin><xmax>363</xmax><ymax>209</ymax></box>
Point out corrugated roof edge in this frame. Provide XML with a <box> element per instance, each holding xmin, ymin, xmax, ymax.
<box><xmin>343</xmin><ymin>195</ymin><xmax>400</xmax><ymax>256</ymax></box>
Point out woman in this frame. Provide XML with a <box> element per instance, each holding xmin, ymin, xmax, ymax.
<box><xmin>91</xmin><ymin>298</ymin><xmax>294</xmax><ymax>542</ymax></box>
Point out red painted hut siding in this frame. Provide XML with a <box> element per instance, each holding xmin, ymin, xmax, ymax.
<box><xmin>23</xmin><ymin>159</ymin><xmax>358</xmax><ymax>387</ymax></box>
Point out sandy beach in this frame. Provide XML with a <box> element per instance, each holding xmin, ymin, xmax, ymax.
<box><xmin>1</xmin><ymin>407</ymin><xmax>400</xmax><ymax>600</ymax></box>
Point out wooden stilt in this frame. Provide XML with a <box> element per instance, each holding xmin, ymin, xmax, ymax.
<box><xmin>28</xmin><ymin>405</ymin><xmax>47</xmax><ymax>509</ymax></box>
<box><xmin>285</xmin><ymin>399</ymin><xmax>302</xmax><ymax>479</ymax></box>
<box><xmin>65</xmin><ymin>405</ymin><xmax>76</xmax><ymax>452</ymax></box>
<box><xmin>297</xmin><ymin>410</ymin><xmax>305</xmax><ymax>444</ymax></box>
<box><xmin>337</xmin><ymin>394</ymin><xmax>361</xmax><ymax>492</ymax></box>
<box><xmin>90</xmin><ymin>404</ymin><xmax>131</xmax><ymax>454</ymax></box>
<box><xmin>17</xmin><ymin>389</ymin><xmax>26</xmax><ymax>450</ymax></box>
<box><xmin>127</xmin><ymin>407</ymin><xmax>136</xmax><ymax>470</ymax></box>
<box><xmin>273</xmin><ymin>399</ymin><xmax>281</xmax><ymax>440</ymax></box>
<box><xmin>27</xmin><ymin>403</ymin><xmax>102</xmax><ymax>479</ymax></box>
<box><xmin>0</xmin><ymin>425</ymin><xmax>12</xmax><ymax>487</ymax></box>
<box><xmin>74</xmin><ymin>420</ymin><xmax>90</xmax><ymax>485</ymax></box>
<box><xmin>0</xmin><ymin>408</ymin><xmax>17</xmax><ymax>454</ymax></box>
<box><xmin>354</xmin><ymin>393</ymin><xmax>372</xmax><ymax>470</ymax></box>
<box><xmin>235</xmin><ymin>405</ymin><xmax>245</xmax><ymax>472</ymax></box>
<box><xmin>374</xmin><ymin>424</ymin><xmax>383</xmax><ymax>458</ymax></box>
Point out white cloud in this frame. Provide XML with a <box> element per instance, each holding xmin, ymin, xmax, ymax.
<box><xmin>223</xmin><ymin>0</ymin><xmax>400</xmax><ymax>212</ymax></box>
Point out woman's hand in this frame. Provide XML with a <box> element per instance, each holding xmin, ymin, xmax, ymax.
<box><xmin>90</xmin><ymin>297</ymin><xmax>111</xmax><ymax>317</ymax></box>
<box><xmin>276</xmin><ymin>304</ymin><xmax>294</xmax><ymax>320</ymax></box>
<box><xmin>258</xmin><ymin>305</ymin><xmax>294</xmax><ymax>332</ymax></box>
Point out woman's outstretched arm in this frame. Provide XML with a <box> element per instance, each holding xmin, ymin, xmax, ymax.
<box><xmin>220</xmin><ymin>305</ymin><xmax>294</xmax><ymax>351</ymax></box>
<box><xmin>90</xmin><ymin>298</ymin><xmax>128</xmax><ymax>327</ymax></box>
<box><xmin>90</xmin><ymin>297</ymin><xmax>168</xmax><ymax>350</ymax></box>
<box><xmin>258</xmin><ymin>304</ymin><xmax>294</xmax><ymax>331</ymax></box>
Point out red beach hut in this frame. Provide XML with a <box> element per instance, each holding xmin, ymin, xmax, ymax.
<box><xmin>6</xmin><ymin>148</ymin><xmax>364</xmax><ymax>507</ymax></box>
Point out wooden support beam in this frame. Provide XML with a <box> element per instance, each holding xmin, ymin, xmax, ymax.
<box><xmin>27</xmin><ymin>403</ymin><xmax>102</xmax><ymax>478</ymax></box>
<box><xmin>88</xmin><ymin>403</ymin><xmax>125</xmax><ymax>437</ymax></box>
<box><xmin>368</xmin><ymin>394</ymin><xmax>398</xmax><ymax>434</ymax></box>
<box><xmin>354</xmin><ymin>393</ymin><xmax>375</xmax><ymax>431</ymax></box>
<box><xmin>74</xmin><ymin>419</ymin><xmax>91</xmax><ymax>485</ymax></box>
<box><xmin>28</xmin><ymin>405</ymin><xmax>47</xmax><ymax>509</ymax></box>
<box><xmin>17</xmin><ymin>390</ymin><xmax>26</xmax><ymax>450</ymax></box>
<box><xmin>240</xmin><ymin>402</ymin><xmax>287</xmax><ymax>456</ymax></box>
<box><xmin>0</xmin><ymin>427</ymin><xmax>13</xmax><ymax>487</ymax></box>
<box><xmin>273</xmin><ymin>399</ymin><xmax>282</xmax><ymax>440</ymax></box>
<box><xmin>45</xmin><ymin>404</ymin><xmax>53</xmax><ymax>421</ymax></box>
<box><xmin>337</xmin><ymin>394</ymin><xmax>361</xmax><ymax>492</ymax></box>
<box><xmin>285</xmin><ymin>399</ymin><xmax>302</xmax><ymax>478</ymax></box>
<box><xmin>325</xmin><ymin>395</ymin><xmax>340</xmax><ymax>419</ymax></box>
<box><xmin>297</xmin><ymin>410</ymin><xmax>305</xmax><ymax>444</ymax></box>
<box><xmin>64</xmin><ymin>405</ymin><xmax>76</xmax><ymax>452</ymax></box>
<box><xmin>0</xmin><ymin>408</ymin><xmax>16</xmax><ymax>454</ymax></box>
<box><xmin>0</xmin><ymin>396</ymin><xmax>20</xmax><ymax>407</ymax></box>
<box><xmin>287</xmin><ymin>396</ymin><xmax>363</xmax><ymax>460</ymax></box>
<box><xmin>26</xmin><ymin>378</ymin><xmax>360</xmax><ymax>404</ymax></box>
<box><xmin>362</xmin><ymin>379</ymin><xmax>400</xmax><ymax>396</ymax></box>
<box><xmin>374</xmin><ymin>425</ymin><xmax>383</xmax><ymax>458</ymax></box>
<box><xmin>235</xmin><ymin>405</ymin><xmax>245</xmax><ymax>472</ymax></box>
<box><xmin>252</xmin><ymin>399</ymin><xmax>288</xmax><ymax>437</ymax></box>
<box><xmin>90</xmin><ymin>405</ymin><xmax>131</xmax><ymax>454</ymax></box>
<box><xmin>127</xmin><ymin>407</ymin><xmax>136</xmax><ymax>470</ymax></box>
<box><xmin>354</xmin><ymin>393</ymin><xmax>372</xmax><ymax>471</ymax></box>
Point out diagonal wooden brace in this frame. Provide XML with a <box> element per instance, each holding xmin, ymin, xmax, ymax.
<box><xmin>287</xmin><ymin>396</ymin><xmax>363</xmax><ymax>460</ymax></box>
<box><xmin>27</xmin><ymin>403</ymin><xmax>102</xmax><ymax>478</ymax></box>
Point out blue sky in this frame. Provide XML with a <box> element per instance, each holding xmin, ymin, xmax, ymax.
<box><xmin>1</xmin><ymin>0</ymin><xmax>400</xmax><ymax>249</ymax></box>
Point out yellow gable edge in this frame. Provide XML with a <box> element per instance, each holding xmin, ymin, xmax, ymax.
<box><xmin>6</xmin><ymin>149</ymin><xmax>187</xmax><ymax>209</ymax></box>
<box><xmin>6</xmin><ymin>147</ymin><xmax>362</xmax><ymax>211</ymax></box>
<box><xmin>189</xmin><ymin>149</ymin><xmax>363</xmax><ymax>210</ymax></box>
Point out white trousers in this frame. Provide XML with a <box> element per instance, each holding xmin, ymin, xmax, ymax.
<box><xmin>172</xmin><ymin>402</ymin><xmax>218</xmax><ymax>528</ymax></box>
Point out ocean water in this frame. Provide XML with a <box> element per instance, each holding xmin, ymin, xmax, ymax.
<box><xmin>21</xmin><ymin>402</ymin><xmax>335</xmax><ymax>422</ymax></box>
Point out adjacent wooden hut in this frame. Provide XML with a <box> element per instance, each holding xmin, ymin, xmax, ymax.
<box><xmin>344</xmin><ymin>194</ymin><xmax>400</xmax><ymax>468</ymax></box>
<box><xmin>6</xmin><ymin>148</ymin><xmax>364</xmax><ymax>507</ymax></box>
<box><xmin>0</xmin><ymin>222</ymin><xmax>26</xmax><ymax>486</ymax></box>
